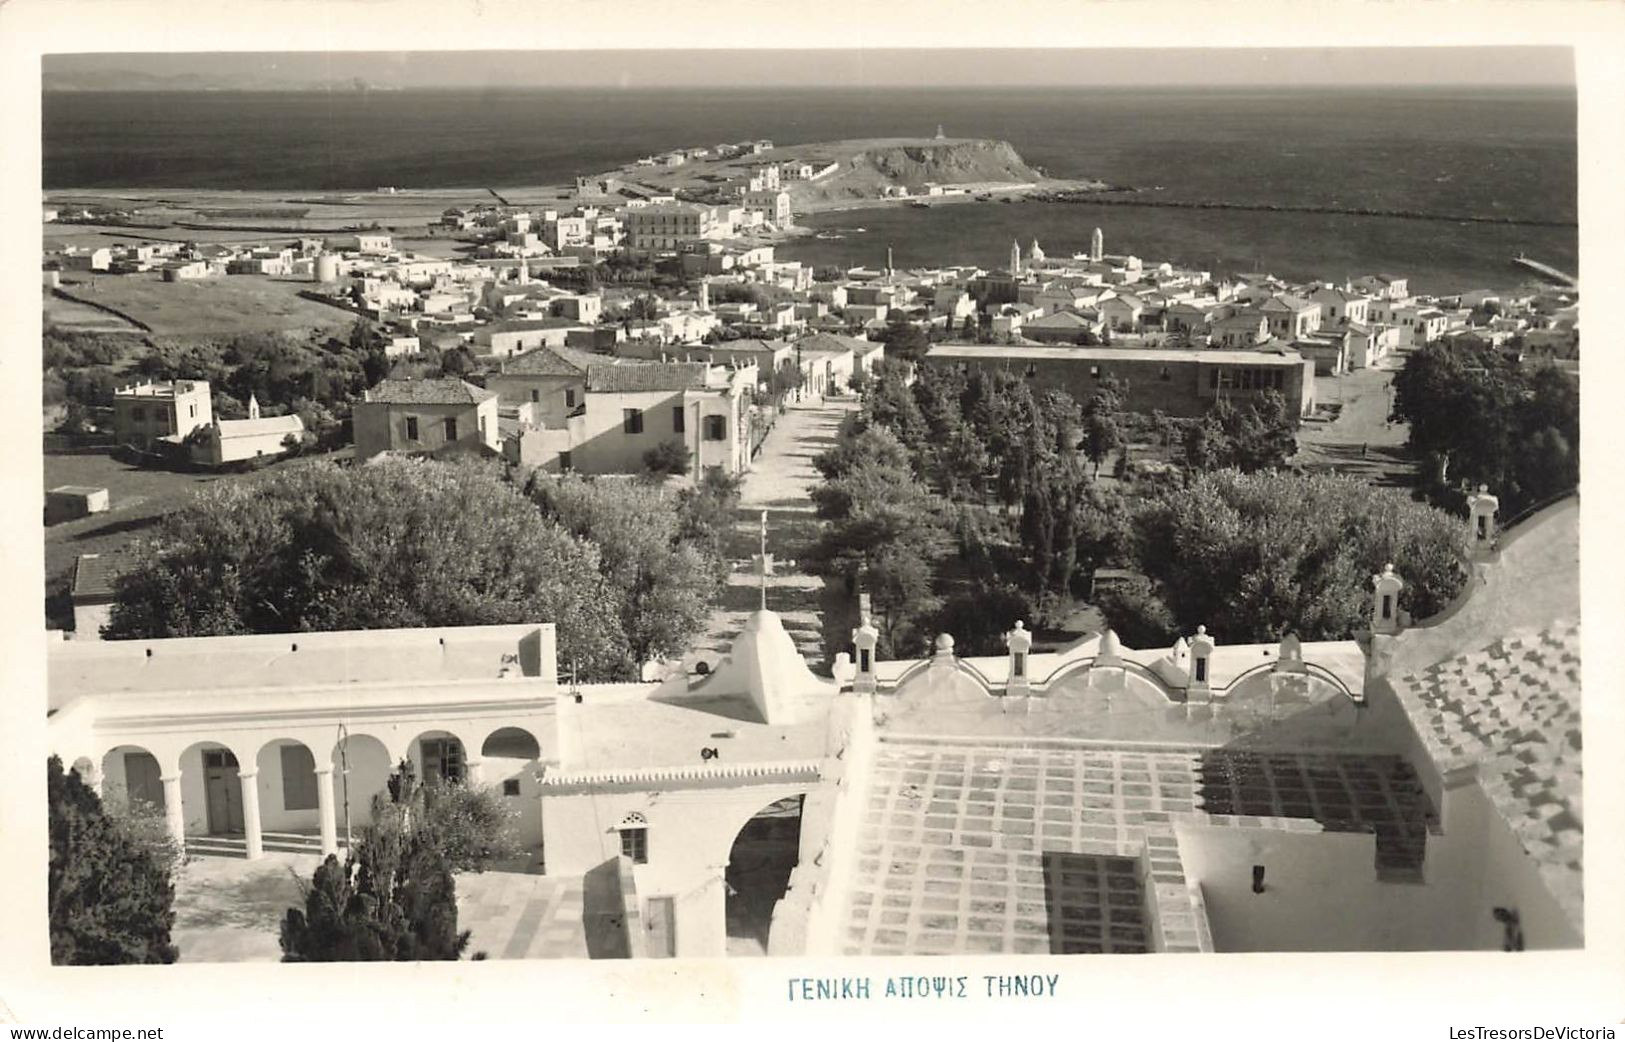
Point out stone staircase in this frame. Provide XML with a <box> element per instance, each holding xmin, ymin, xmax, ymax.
<box><xmin>185</xmin><ymin>830</ymin><xmax>343</xmax><ymax>859</ymax></box>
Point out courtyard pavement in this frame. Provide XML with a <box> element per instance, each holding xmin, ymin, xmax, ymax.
<box><xmin>169</xmin><ymin>850</ymin><xmax>589</xmax><ymax>962</ymax></box>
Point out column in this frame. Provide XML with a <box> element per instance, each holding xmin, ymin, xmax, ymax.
<box><xmin>314</xmin><ymin>766</ymin><xmax>338</xmax><ymax>857</ymax></box>
<box><xmin>161</xmin><ymin>773</ymin><xmax>186</xmax><ymax>846</ymax></box>
<box><xmin>239</xmin><ymin>769</ymin><xmax>264</xmax><ymax>861</ymax></box>
<box><xmin>464</xmin><ymin>758</ymin><xmax>484</xmax><ymax>787</ymax></box>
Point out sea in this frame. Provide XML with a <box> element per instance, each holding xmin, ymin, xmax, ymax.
<box><xmin>43</xmin><ymin>86</ymin><xmax>1578</xmax><ymax>295</ymax></box>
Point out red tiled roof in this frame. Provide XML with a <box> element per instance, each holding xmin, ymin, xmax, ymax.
<box><xmin>585</xmin><ymin>362</ymin><xmax>709</xmax><ymax>393</ymax></box>
<box><xmin>365</xmin><ymin>378</ymin><xmax>495</xmax><ymax>405</ymax></box>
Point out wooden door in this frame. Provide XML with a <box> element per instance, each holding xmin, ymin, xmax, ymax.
<box><xmin>123</xmin><ymin>751</ymin><xmax>165</xmax><ymax>810</ymax></box>
<box><xmin>203</xmin><ymin>749</ymin><xmax>243</xmax><ymax>835</ymax></box>
<box><xmin>646</xmin><ymin>895</ymin><xmax>676</xmax><ymax>958</ymax></box>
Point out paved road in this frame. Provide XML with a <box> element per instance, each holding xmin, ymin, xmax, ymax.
<box><xmin>694</xmin><ymin>400</ymin><xmax>857</xmax><ymax>667</ymax></box>
<box><xmin>1294</xmin><ymin>355</ymin><xmax>1415</xmax><ymax>487</ymax></box>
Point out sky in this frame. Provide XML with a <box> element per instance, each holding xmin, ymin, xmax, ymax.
<box><xmin>42</xmin><ymin>47</ymin><xmax>1576</xmax><ymax>90</ymax></box>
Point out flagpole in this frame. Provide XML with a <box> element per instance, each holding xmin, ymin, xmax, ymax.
<box><xmin>759</xmin><ymin>510</ymin><xmax>769</xmax><ymax>611</ymax></box>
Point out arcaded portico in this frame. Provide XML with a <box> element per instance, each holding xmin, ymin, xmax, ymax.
<box><xmin>50</xmin><ymin>624</ymin><xmax>560</xmax><ymax>858</ymax></box>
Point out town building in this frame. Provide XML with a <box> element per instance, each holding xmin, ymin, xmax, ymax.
<box><xmin>624</xmin><ymin>204</ymin><xmax>719</xmax><ymax>252</ymax></box>
<box><xmin>186</xmin><ymin>396</ymin><xmax>307</xmax><ymax>468</ymax></box>
<box><xmin>924</xmin><ymin>343</ymin><xmax>1317</xmax><ymax>419</ymax></box>
<box><xmin>112</xmin><ymin>379</ymin><xmax>213</xmax><ymax>450</ymax></box>
<box><xmin>351</xmin><ymin>378</ymin><xmax>501</xmax><ymax>460</ymax></box>
<box><xmin>1259</xmin><ymin>294</ymin><xmax>1324</xmax><ymax>340</ymax></box>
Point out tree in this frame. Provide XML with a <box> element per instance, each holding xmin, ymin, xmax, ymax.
<box><xmin>1081</xmin><ymin>379</ymin><xmax>1127</xmax><ymax>478</ymax></box>
<box><xmin>1392</xmin><ymin>343</ymin><xmax>1578</xmax><ymax>515</ymax></box>
<box><xmin>280</xmin><ymin>761</ymin><xmax>474</xmax><ymax>962</ymax></box>
<box><xmin>803</xmin><ymin>453</ymin><xmax>952</xmax><ymax>655</ymax></box>
<box><xmin>929</xmin><ymin>583</ymin><xmax>1036</xmax><ymax>657</ymax></box>
<box><xmin>530</xmin><ymin>475</ymin><xmax>721</xmax><ymax>667</ymax></box>
<box><xmin>48</xmin><ymin>756</ymin><xmax>178</xmax><ymax>965</ymax></box>
<box><xmin>1185</xmin><ymin>392</ymin><xmax>1297</xmax><ymax>473</ymax></box>
<box><xmin>1126</xmin><ymin>470</ymin><xmax>1470</xmax><ymax>643</ymax></box>
<box><xmin>642</xmin><ymin>438</ymin><xmax>693</xmax><ymax>478</ymax></box>
<box><xmin>105</xmin><ymin>457</ymin><xmax>631</xmax><ymax>680</ymax></box>
<box><xmin>676</xmin><ymin>469</ymin><xmax>744</xmax><ymax>581</ymax></box>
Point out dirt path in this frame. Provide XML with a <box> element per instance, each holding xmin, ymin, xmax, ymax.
<box><xmin>1293</xmin><ymin>355</ymin><xmax>1416</xmax><ymax>489</ymax></box>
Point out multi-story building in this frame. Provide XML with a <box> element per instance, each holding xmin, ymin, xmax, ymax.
<box><xmin>351</xmin><ymin>378</ymin><xmax>501</xmax><ymax>460</ymax></box>
<box><xmin>502</xmin><ymin>359</ymin><xmax>756</xmax><ymax>478</ymax></box>
<box><xmin>1259</xmin><ymin>293</ymin><xmax>1324</xmax><ymax>340</ymax></box>
<box><xmin>925</xmin><ymin>343</ymin><xmax>1316</xmax><ymax>418</ymax></box>
<box><xmin>112</xmin><ymin>379</ymin><xmax>213</xmax><ymax>450</ymax></box>
<box><xmin>741</xmin><ymin>189</ymin><xmax>792</xmax><ymax>228</ymax></box>
<box><xmin>623</xmin><ymin>204</ymin><xmax>718</xmax><ymax>251</ymax></box>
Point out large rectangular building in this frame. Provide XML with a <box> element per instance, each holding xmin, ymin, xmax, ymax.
<box><xmin>924</xmin><ymin>343</ymin><xmax>1316</xmax><ymax>418</ymax></box>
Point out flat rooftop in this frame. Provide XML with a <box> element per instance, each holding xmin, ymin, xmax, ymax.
<box><xmin>565</xmin><ymin>686</ymin><xmax>830</xmax><ymax>773</ymax></box>
<box><xmin>926</xmin><ymin>344</ymin><xmax>1306</xmax><ymax>365</ymax></box>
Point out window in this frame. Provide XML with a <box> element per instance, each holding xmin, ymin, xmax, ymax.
<box><xmin>1382</xmin><ymin>595</ymin><xmax>1393</xmax><ymax>620</ymax></box>
<box><xmin>1209</xmin><ymin>369</ymin><xmax>1219</xmax><ymax>390</ymax></box>
<box><xmin>1159</xmin><ymin>366</ymin><xmax>1171</xmax><ymax>382</ymax></box>
<box><xmin>559</xmin><ymin>450</ymin><xmax>573</xmax><ymax>472</ymax></box>
<box><xmin>859</xmin><ymin>648</ymin><xmax>871</xmax><ymax>673</ymax></box>
<box><xmin>673</xmin><ymin>406</ymin><xmax>686</xmax><ymax>433</ymax></box>
<box><xmin>1089</xmin><ymin>366</ymin><xmax>1100</xmax><ymax>379</ymax></box>
<box><xmin>189</xmin><ymin>404</ymin><xmax>197</xmax><ymax>418</ymax></box>
<box><xmin>405</xmin><ymin>416</ymin><xmax>419</xmax><ymax>441</ymax></box>
<box><xmin>565</xmin><ymin>388</ymin><xmax>577</xmax><ymax>408</ymax></box>
<box><xmin>1194</xmin><ymin>657</ymin><xmax>1208</xmax><ymax>683</ymax></box>
<box><xmin>620</xmin><ymin>827</ymin><xmax>648</xmax><ymax>863</ymax></box>
<box><xmin>704</xmin><ymin>415</ymin><xmax>727</xmax><ymax>441</ymax></box>
<box><xmin>623</xmin><ymin>408</ymin><xmax>644</xmax><ymax>434</ymax></box>
<box><xmin>530</xmin><ymin>389</ymin><xmax>540</xmax><ymax>403</ymax></box>
<box><xmin>444</xmin><ymin>417</ymin><xmax>459</xmax><ymax>441</ymax></box>
<box><xmin>1013</xmin><ymin>651</ymin><xmax>1026</xmax><ymax>678</ymax></box>
<box><xmin>280</xmin><ymin>745</ymin><xmax>318</xmax><ymax>811</ymax></box>
<box><xmin>420</xmin><ymin>738</ymin><xmax>464</xmax><ymax>786</ymax></box>
<box><xmin>503</xmin><ymin>779</ymin><xmax>521</xmax><ymax>797</ymax></box>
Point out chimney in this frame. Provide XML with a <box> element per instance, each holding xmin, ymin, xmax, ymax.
<box><xmin>1187</xmin><ymin>625</ymin><xmax>1215</xmax><ymax>700</ymax></box>
<box><xmin>851</xmin><ymin>614</ymin><xmax>879</xmax><ymax>694</ymax></box>
<box><xmin>1005</xmin><ymin>620</ymin><xmax>1033</xmax><ymax>695</ymax></box>
<box><xmin>1466</xmin><ymin>484</ymin><xmax>1500</xmax><ymax>555</ymax></box>
<box><xmin>1372</xmin><ymin>564</ymin><xmax>1404</xmax><ymax>636</ymax></box>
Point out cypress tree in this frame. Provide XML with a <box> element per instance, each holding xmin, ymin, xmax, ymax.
<box><xmin>47</xmin><ymin>756</ymin><xmax>179</xmax><ymax>965</ymax></box>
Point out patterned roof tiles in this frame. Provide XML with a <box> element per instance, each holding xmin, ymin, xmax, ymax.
<box><xmin>1392</xmin><ymin>620</ymin><xmax>1582</xmax><ymax>934</ymax></box>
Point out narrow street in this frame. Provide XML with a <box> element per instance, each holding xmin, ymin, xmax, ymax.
<box><xmin>1293</xmin><ymin>354</ymin><xmax>1416</xmax><ymax>488</ymax></box>
<box><xmin>693</xmin><ymin>399</ymin><xmax>858</xmax><ymax>668</ymax></box>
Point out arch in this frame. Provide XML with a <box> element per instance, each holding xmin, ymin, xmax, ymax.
<box><xmin>330</xmin><ymin>732</ymin><xmax>393</xmax><ymax>834</ymax></box>
<box><xmin>177</xmin><ymin>738</ymin><xmax>246</xmax><ymax>838</ymax></box>
<box><xmin>1225</xmin><ymin>661</ymin><xmax>1360</xmax><ymax>703</ymax></box>
<box><xmin>480</xmin><ymin>725</ymin><xmax>546</xmax><ymax>852</ymax></box>
<box><xmin>256</xmin><ymin>737</ymin><xmax>321</xmax><ymax>833</ymax></box>
<box><xmin>99</xmin><ymin>743</ymin><xmax>165</xmax><ymax>812</ymax></box>
<box><xmin>480</xmin><ymin>725</ymin><xmax>541</xmax><ymax>761</ymax></box>
<box><xmin>724</xmin><ymin>793</ymin><xmax>806</xmax><ymax>957</ymax></box>
<box><xmin>1037</xmin><ymin>654</ymin><xmax>1174</xmax><ymax>695</ymax></box>
<box><xmin>407</xmin><ymin>728</ymin><xmax>468</xmax><ymax>787</ymax></box>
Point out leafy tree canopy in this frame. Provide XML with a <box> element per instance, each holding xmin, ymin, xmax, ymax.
<box><xmin>1127</xmin><ymin>469</ymin><xmax>1470</xmax><ymax>643</ymax></box>
<box><xmin>105</xmin><ymin>457</ymin><xmax>631</xmax><ymax>679</ymax></box>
